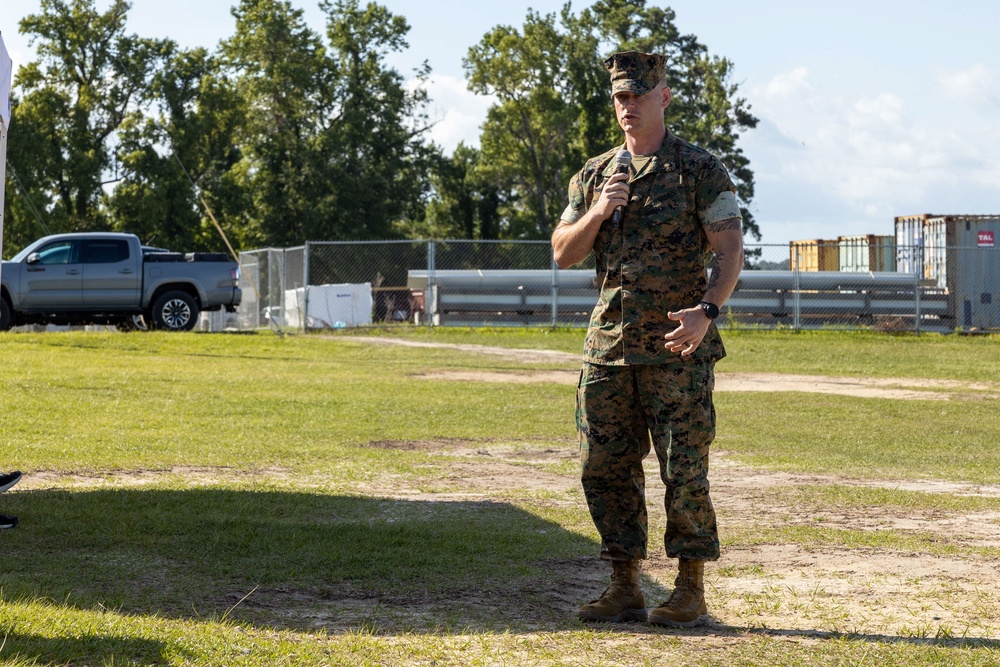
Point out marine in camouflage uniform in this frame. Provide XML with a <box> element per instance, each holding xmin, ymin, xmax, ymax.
<box><xmin>552</xmin><ymin>51</ymin><xmax>744</xmax><ymax>627</ymax></box>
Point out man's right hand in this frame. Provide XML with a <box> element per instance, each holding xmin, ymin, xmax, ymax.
<box><xmin>596</xmin><ymin>172</ymin><xmax>631</xmax><ymax>221</ymax></box>
<box><xmin>552</xmin><ymin>172</ymin><xmax>631</xmax><ymax>269</ymax></box>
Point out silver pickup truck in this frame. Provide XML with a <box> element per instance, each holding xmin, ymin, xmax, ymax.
<box><xmin>0</xmin><ymin>232</ymin><xmax>241</xmax><ymax>331</ymax></box>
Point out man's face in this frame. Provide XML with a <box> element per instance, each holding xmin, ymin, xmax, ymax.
<box><xmin>613</xmin><ymin>83</ymin><xmax>672</xmax><ymax>136</ymax></box>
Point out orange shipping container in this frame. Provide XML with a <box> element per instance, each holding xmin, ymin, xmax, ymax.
<box><xmin>789</xmin><ymin>239</ymin><xmax>840</xmax><ymax>272</ymax></box>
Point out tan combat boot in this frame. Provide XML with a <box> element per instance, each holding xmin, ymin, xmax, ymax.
<box><xmin>578</xmin><ymin>560</ymin><xmax>647</xmax><ymax>623</ymax></box>
<box><xmin>647</xmin><ymin>559</ymin><xmax>708</xmax><ymax>627</ymax></box>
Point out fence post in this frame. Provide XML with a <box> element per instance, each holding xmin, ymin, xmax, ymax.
<box><xmin>303</xmin><ymin>242</ymin><xmax>310</xmax><ymax>333</ymax></box>
<box><xmin>551</xmin><ymin>253</ymin><xmax>559</xmax><ymax>328</ymax></box>
<box><xmin>279</xmin><ymin>248</ymin><xmax>287</xmax><ymax>331</ymax></box>
<box><xmin>793</xmin><ymin>245</ymin><xmax>802</xmax><ymax>331</ymax></box>
<box><xmin>426</xmin><ymin>239</ymin><xmax>436</xmax><ymax>328</ymax></box>
<box><xmin>914</xmin><ymin>243</ymin><xmax>922</xmax><ymax>334</ymax></box>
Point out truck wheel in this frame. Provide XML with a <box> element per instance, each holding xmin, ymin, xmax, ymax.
<box><xmin>117</xmin><ymin>314</ymin><xmax>149</xmax><ymax>332</ymax></box>
<box><xmin>0</xmin><ymin>298</ymin><xmax>12</xmax><ymax>331</ymax></box>
<box><xmin>150</xmin><ymin>291</ymin><xmax>199</xmax><ymax>331</ymax></box>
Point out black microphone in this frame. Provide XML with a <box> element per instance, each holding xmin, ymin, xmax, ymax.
<box><xmin>610</xmin><ymin>149</ymin><xmax>632</xmax><ymax>226</ymax></box>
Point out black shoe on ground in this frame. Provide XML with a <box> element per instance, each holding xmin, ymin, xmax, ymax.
<box><xmin>0</xmin><ymin>514</ymin><xmax>18</xmax><ymax>529</ymax></box>
<box><xmin>0</xmin><ymin>471</ymin><xmax>21</xmax><ymax>493</ymax></box>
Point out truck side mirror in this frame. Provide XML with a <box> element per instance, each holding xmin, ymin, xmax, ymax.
<box><xmin>26</xmin><ymin>252</ymin><xmax>41</xmax><ymax>265</ymax></box>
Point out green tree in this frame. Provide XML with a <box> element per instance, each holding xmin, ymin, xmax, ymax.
<box><xmin>5</xmin><ymin>0</ymin><xmax>164</xmax><ymax>251</ymax></box>
<box><xmin>107</xmin><ymin>45</ymin><xmax>246</xmax><ymax>252</ymax></box>
<box><xmin>3</xmin><ymin>92</ymin><xmax>55</xmax><ymax>253</ymax></box>
<box><xmin>464</xmin><ymin>10</ymin><xmax>580</xmax><ymax>239</ymax></box>
<box><xmin>221</xmin><ymin>0</ymin><xmax>328</xmax><ymax>248</ymax></box>
<box><xmin>462</xmin><ymin>0</ymin><xmax>759</xmax><ymax>241</ymax></box>
<box><xmin>318</xmin><ymin>0</ymin><xmax>438</xmax><ymax>240</ymax></box>
<box><xmin>405</xmin><ymin>143</ymin><xmax>503</xmax><ymax>240</ymax></box>
<box><xmin>221</xmin><ymin>0</ymin><xmax>437</xmax><ymax>247</ymax></box>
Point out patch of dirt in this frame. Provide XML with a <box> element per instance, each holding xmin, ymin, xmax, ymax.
<box><xmin>337</xmin><ymin>442</ymin><xmax>1000</xmax><ymax>639</ymax></box>
<box><xmin>20</xmin><ymin>466</ymin><xmax>293</xmax><ymax>490</ymax></box>
<box><xmin>410</xmin><ymin>369</ymin><xmax>999</xmax><ymax>401</ymax></box>
<box><xmin>717</xmin><ymin>372</ymin><xmax>999</xmax><ymax>401</ymax></box>
<box><xmin>358</xmin><ymin>440</ymin><xmax>578</xmax><ymax>500</ymax></box>
<box><xmin>415</xmin><ymin>369</ymin><xmax>582</xmax><ymax>385</ymax></box>
<box><xmin>340</xmin><ymin>336</ymin><xmax>580</xmax><ymax>364</ymax></box>
<box><xmin>346</xmin><ymin>336</ymin><xmax>1000</xmax><ymax>400</ymax></box>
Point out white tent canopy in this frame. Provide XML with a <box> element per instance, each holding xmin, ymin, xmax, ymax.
<box><xmin>0</xmin><ymin>31</ymin><xmax>11</xmax><ymax>259</ymax></box>
<box><xmin>0</xmin><ymin>32</ymin><xmax>11</xmax><ymax>129</ymax></box>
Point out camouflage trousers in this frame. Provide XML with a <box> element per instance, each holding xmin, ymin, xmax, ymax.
<box><xmin>576</xmin><ymin>359</ymin><xmax>720</xmax><ymax>562</ymax></box>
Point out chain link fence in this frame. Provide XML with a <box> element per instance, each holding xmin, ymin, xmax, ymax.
<box><xmin>237</xmin><ymin>240</ymin><xmax>1000</xmax><ymax>334</ymax></box>
<box><xmin>235</xmin><ymin>246</ymin><xmax>305</xmax><ymax>330</ymax></box>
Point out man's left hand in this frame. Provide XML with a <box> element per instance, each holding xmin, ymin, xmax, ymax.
<box><xmin>664</xmin><ymin>307</ymin><xmax>711</xmax><ymax>356</ymax></box>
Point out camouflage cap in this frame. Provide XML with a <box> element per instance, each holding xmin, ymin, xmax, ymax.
<box><xmin>604</xmin><ymin>51</ymin><xmax>667</xmax><ymax>96</ymax></box>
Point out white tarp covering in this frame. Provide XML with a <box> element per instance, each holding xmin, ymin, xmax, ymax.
<box><xmin>284</xmin><ymin>283</ymin><xmax>373</xmax><ymax>329</ymax></box>
<box><xmin>0</xmin><ymin>33</ymin><xmax>12</xmax><ymax>129</ymax></box>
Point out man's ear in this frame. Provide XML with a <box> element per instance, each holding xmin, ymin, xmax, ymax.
<box><xmin>662</xmin><ymin>85</ymin><xmax>673</xmax><ymax>109</ymax></box>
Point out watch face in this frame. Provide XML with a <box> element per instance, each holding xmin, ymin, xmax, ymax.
<box><xmin>701</xmin><ymin>302</ymin><xmax>719</xmax><ymax>319</ymax></box>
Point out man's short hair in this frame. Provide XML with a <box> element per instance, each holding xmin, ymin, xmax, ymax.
<box><xmin>604</xmin><ymin>51</ymin><xmax>667</xmax><ymax>96</ymax></box>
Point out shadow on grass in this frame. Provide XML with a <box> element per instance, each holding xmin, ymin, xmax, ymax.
<box><xmin>4</xmin><ymin>488</ymin><xmax>995</xmax><ymax>656</ymax></box>
<box><xmin>0</xmin><ymin>632</ymin><xmax>169</xmax><ymax>667</ymax></box>
<box><xmin>0</xmin><ymin>487</ymin><xmax>641</xmax><ymax>633</ymax></box>
<box><xmin>584</xmin><ymin>616</ymin><xmax>1000</xmax><ymax>652</ymax></box>
<box><xmin>697</xmin><ymin>622</ymin><xmax>1000</xmax><ymax>651</ymax></box>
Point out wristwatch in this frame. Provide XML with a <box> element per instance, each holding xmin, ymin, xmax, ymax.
<box><xmin>698</xmin><ymin>301</ymin><xmax>720</xmax><ymax>320</ymax></box>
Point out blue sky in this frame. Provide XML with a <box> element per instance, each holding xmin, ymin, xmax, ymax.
<box><xmin>3</xmin><ymin>1</ymin><xmax>999</xmax><ymax>245</ymax></box>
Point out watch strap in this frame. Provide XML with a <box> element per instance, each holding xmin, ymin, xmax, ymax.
<box><xmin>698</xmin><ymin>301</ymin><xmax>720</xmax><ymax>319</ymax></box>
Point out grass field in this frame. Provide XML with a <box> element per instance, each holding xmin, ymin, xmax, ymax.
<box><xmin>0</xmin><ymin>327</ymin><xmax>998</xmax><ymax>666</ymax></box>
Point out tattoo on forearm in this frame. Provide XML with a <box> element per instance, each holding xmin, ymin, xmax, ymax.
<box><xmin>707</xmin><ymin>218</ymin><xmax>743</xmax><ymax>233</ymax></box>
<box><xmin>708</xmin><ymin>251</ymin><xmax>724</xmax><ymax>290</ymax></box>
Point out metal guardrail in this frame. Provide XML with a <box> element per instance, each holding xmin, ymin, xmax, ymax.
<box><xmin>407</xmin><ymin>269</ymin><xmax>952</xmax><ymax>331</ymax></box>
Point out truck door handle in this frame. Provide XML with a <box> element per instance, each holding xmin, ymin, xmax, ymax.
<box><xmin>66</xmin><ymin>270</ymin><xmax>81</xmax><ymax>275</ymax></box>
<box><xmin>119</xmin><ymin>269</ymin><xmax>134</xmax><ymax>274</ymax></box>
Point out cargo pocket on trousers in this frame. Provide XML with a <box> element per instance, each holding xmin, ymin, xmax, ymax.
<box><xmin>691</xmin><ymin>366</ymin><xmax>715</xmax><ymax>394</ymax></box>
<box><xmin>576</xmin><ymin>364</ymin><xmax>613</xmax><ymax>467</ymax></box>
<box><xmin>575</xmin><ymin>367</ymin><xmax>587</xmax><ymax>465</ymax></box>
<box><xmin>689</xmin><ymin>364</ymin><xmax>717</xmax><ymax>436</ymax></box>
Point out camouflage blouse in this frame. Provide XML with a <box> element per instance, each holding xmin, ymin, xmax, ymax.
<box><xmin>561</xmin><ymin>133</ymin><xmax>738</xmax><ymax>365</ymax></box>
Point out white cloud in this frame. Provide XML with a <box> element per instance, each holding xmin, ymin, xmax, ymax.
<box><xmin>744</xmin><ymin>65</ymin><xmax>1000</xmax><ymax>244</ymax></box>
<box><xmin>851</xmin><ymin>93</ymin><xmax>903</xmax><ymax>125</ymax></box>
<box><xmin>761</xmin><ymin>66</ymin><xmax>811</xmax><ymax>99</ymax></box>
<box><xmin>934</xmin><ymin>62</ymin><xmax>997</xmax><ymax>106</ymax></box>
<box><xmin>409</xmin><ymin>74</ymin><xmax>495</xmax><ymax>153</ymax></box>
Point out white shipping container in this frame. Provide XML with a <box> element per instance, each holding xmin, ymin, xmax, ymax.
<box><xmin>838</xmin><ymin>235</ymin><xmax>895</xmax><ymax>272</ymax></box>
<box><xmin>894</xmin><ymin>214</ymin><xmax>929</xmax><ymax>275</ymax></box>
